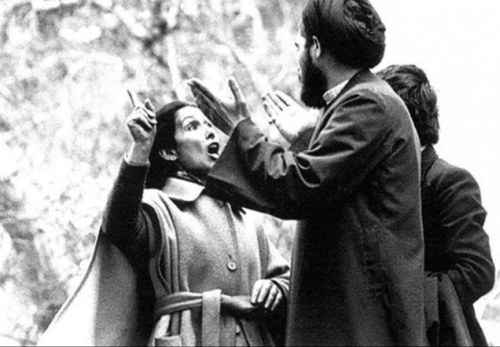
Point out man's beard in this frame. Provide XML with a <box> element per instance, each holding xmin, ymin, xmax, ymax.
<box><xmin>300</xmin><ymin>53</ymin><xmax>328</xmax><ymax>109</ymax></box>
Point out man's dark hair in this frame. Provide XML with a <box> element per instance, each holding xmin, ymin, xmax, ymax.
<box><xmin>376</xmin><ymin>64</ymin><xmax>440</xmax><ymax>146</ymax></box>
<box><xmin>301</xmin><ymin>0</ymin><xmax>386</xmax><ymax>69</ymax></box>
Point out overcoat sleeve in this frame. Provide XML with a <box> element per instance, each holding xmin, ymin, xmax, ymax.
<box><xmin>429</xmin><ymin>165</ymin><xmax>494</xmax><ymax>305</ymax></box>
<box><xmin>206</xmin><ymin>91</ymin><xmax>393</xmax><ymax>219</ymax></box>
<box><xmin>37</xmin><ymin>160</ymin><xmax>157</xmax><ymax>346</ymax></box>
<box><xmin>101</xmin><ymin>160</ymin><xmax>151</xmax><ymax>268</ymax></box>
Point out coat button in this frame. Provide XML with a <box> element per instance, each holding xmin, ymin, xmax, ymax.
<box><xmin>227</xmin><ymin>261</ymin><xmax>237</xmax><ymax>271</ymax></box>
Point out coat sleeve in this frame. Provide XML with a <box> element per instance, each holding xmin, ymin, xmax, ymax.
<box><xmin>431</xmin><ymin>166</ymin><xmax>495</xmax><ymax>305</ymax></box>
<box><xmin>206</xmin><ymin>91</ymin><xmax>393</xmax><ymax>219</ymax></box>
<box><xmin>101</xmin><ymin>159</ymin><xmax>151</xmax><ymax>269</ymax></box>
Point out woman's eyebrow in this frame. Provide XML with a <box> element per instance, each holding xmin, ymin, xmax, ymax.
<box><xmin>180</xmin><ymin>116</ymin><xmax>197</xmax><ymax>127</ymax></box>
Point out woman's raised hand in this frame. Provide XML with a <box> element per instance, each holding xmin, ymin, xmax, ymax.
<box><xmin>125</xmin><ymin>90</ymin><xmax>157</xmax><ymax>165</ymax></box>
<box><xmin>188</xmin><ymin>77</ymin><xmax>251</xmax><ymax>135</ymax></box>
<box><xmin>262</xmin><ymin>91</ymin><xmax>317</xmax><ymax>144</ymax></box>
<box><xmin>126</xmin><ymin>90</ymin><xmax>157</xmax><ymax>146</ymax></box>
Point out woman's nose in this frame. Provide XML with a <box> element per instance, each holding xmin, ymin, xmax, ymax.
<box><xmin>205</xmin><ymin>127</ymin><xmax>215</xmax><ymax>140</ymax></box>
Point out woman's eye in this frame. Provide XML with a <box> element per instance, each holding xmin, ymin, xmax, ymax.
<box><xmin>186</xmin><ymin>121</ymin><xmax>200</xmax><ymax>131</ymax></box>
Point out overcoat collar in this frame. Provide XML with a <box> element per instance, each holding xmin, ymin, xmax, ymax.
<box><xmin>310</xmin><ymin>69</ymin><xmax>378</xmax><ymax>144</ymax></box>
<box><xmin>326</xmin><ymin>69</ymin><xmax>375</xmax><ymax>107</ymax></box>
<box><xmin>421</xmin><ymin>145</ymin><xmax>438</xmax><ymax>182</ymax></box>
<box><xmin>161</xmin><ymin>177</ymin><xmax>204</xmax><ymax>202</ymax></box>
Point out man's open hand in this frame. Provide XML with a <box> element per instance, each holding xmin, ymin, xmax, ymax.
<box><xmin>188</xmin><ymin>77</ymin><xmax>251</xmax><ymax>135</ymax></box>
<box><xmin>262</xmin><ymin>91</ymin><xmax>317</xmax><ymax>144</ymax></box>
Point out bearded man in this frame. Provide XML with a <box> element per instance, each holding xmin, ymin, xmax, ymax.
<box><xmin>189</xmin><ymin>0</ymin><xmax>426</xmax><ymax>345</ymax></box>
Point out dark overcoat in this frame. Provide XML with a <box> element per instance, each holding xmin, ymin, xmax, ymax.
<box><xmin>206</xmin><ymin>70</ymin><xmax>427</xmax><ymax>346</ymax></box>
<box><xmin>422</xmin><ymin>145</ymin><xmax>495</xmax><ymax>346</ymax></box>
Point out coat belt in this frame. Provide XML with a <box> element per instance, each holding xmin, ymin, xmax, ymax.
<box><xmin>154</xmin><ymin>289</ymin><xmax>222</xmax><ymax>346</ymax></box>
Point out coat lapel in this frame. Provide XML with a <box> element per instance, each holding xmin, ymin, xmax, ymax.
<box><xmin>421</xmin><ymin>145</ymin><xmax>438</xmax><ymax>185</ymax></box>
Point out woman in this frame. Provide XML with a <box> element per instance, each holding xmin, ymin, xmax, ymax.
<box><xmin>37</xmin><ymin>95</ymin><xmax>289</xmax><ymax>347</ymax></box>
<box><xmin>101</xmin><ymin>95</ymin><xmax>290</xmax><ymax>347</ymax></box>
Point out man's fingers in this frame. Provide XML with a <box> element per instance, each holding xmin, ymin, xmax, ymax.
<box><xmin>275</xmin><ymin>90</ymin><xmax>294</xmax><ymax>107</ymax></box>
<box><xmin>263</xmin><ymin>100</ymin><xmax>280</xmax><ymax>124</ymax></box>
<box><xmin>188</xmin><ymin>78</ymin><xmax>218</xmax><ymax>103</ymax></box>
<box><xmin>194</xmin><ymin>93</ymin><xmax>233</xmax><ymax>135</ymax></box>
<box><xmin>127</xmin><ymin>89</ymin><xmax>141</xmax><ymax>107</ymax></box>
<box><xmin>228</xmin><ymin>77</ymin><xmax>247</xmax><ymax>105</ymax></box>
<box><xmin>192</xmin><ymin>88</ymin><xmax>221</xmax><ymax>115</ymax></box>
<box><xmin>194</xmin><ymin>86</ymin><xmax>235</xmax><ymax>133</ymax></box>
<box><xmin>193</xmin><ymin>90</ymin><xmax>219</xmax><ymax>119</ymax></box>
<box><xmin>267</xmin><ymin>92</ymin><xmax>287</xmax><ymax>111</ymax></box>
<box><xmin>228</xmin><ymin>77</ymin><xmax>251</xmax><ymax>118</ymax></box>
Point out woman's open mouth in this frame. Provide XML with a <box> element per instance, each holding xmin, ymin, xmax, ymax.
<box><xmin>207</xmin><ymin>142</ymin><xmax>220</xmax><ymax>159</ymax></box>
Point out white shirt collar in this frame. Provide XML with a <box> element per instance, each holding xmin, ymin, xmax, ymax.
<box><xmin>322</xmin><ymin>79</ymin><xmax>350</xmax><ymax>105</ymax></box>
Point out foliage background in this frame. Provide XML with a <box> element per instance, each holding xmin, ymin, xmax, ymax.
<box><xmin>0</xmin><ymin>0</ymin><xmax>499</xmax><ymax>345</ymax></box>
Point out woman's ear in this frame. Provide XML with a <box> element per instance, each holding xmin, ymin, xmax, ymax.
<box><xmin>159</xmin><ymin>148</ymin><xmax>178</xmax><ymax>162</ymax></box>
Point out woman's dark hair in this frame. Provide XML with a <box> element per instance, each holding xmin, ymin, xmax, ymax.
<box><xmin>301</xmin><ymin>0</ymin><xmax>386</xmax><ymax>69</ymax></box>
<box><xmin>145</xmin><ymin>101</ymin><xmax>193</xmax><ymax>189</ymax></box>
<box><xmin>376</xmin><ymin>64</ymin><xmax>440</xmax><ymax>146</ymax></box>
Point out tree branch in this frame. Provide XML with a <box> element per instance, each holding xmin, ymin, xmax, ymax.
<box><xmin>0</xmin><ymin>2</ymin><xmax>32</xmax><ymax>47</ymax></box>
<box><xmin>185</xmin><ymin>15</ymin><xmax>269</xmax><ymax>98</ymax></box>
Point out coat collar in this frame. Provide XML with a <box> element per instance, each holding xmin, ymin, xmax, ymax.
<box><xmin>326</xmin><ymin>69</ymin><xmax>376</xmax><ymax>107</ymax></box>
<box><xmin>161</xmin><ymin>177</ymin><xmax>204</xmax><ymax>202</ymax></box>
<box><xmin>421</xmin><ymin>145</ymin><xmax>438</xmax><ymax>181</ymax></box>
<box><xmin>160</xmin><ymin>176</ymin><xmax>244</xmax><ymax>214</ymax></box>
<box><xmin>323</xmin><ymin>79</ymin><xmax>350</xmax><ymax>105</ymax></box>
<box><xmin>310</xmin><ymin>69</ymin><xmax>378</xmax><ymax>143</ymax></box>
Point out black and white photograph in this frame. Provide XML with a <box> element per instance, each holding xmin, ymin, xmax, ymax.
<box><xmin>0</xmin><ymin>0</ymin><xmax>499</xmax><ymax>345</ymax></box>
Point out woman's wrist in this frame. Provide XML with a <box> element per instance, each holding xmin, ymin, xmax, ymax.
<box><xmin>126</xmin><ymin>143</ymin><xmax>152</xmax><ymax>166</ymax></box>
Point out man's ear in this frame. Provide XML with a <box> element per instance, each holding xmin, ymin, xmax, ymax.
<box><xmin>159</xmin><ymin>148</ymin><xmax>178</xmax><ymax>162</ymax></box>
<box><xmin>311</xmin><ymin>35</ymin><xmax>322</xmax><ymax>60</ymax></box>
